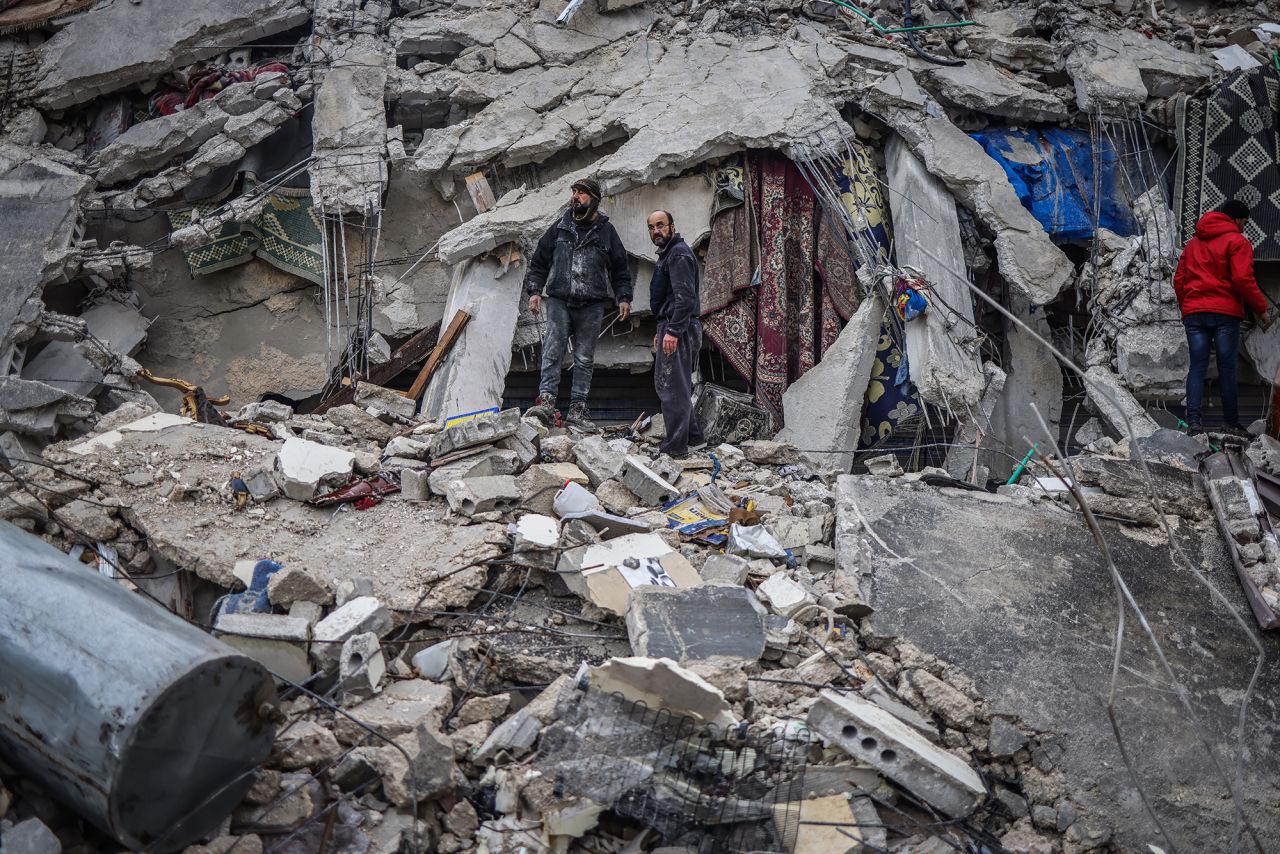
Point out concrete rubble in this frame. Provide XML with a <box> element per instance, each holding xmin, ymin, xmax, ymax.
<box><xmin>3</xmin><ymin>0</ymin><xmax>1280</xmax><ymax>851</ymax></box>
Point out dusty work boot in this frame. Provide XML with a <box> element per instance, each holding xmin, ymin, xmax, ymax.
<box><xmin>564</xmin><ymin>400</ymin><xmax>597</xmax><ymax>432</ymax></box>
<box><xmin>525</xmin><ymin>392</ymin><xmax>557</xmax><ymax>425</ymax></box>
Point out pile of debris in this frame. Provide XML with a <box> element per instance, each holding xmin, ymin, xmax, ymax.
<box><xmin>1</xmin><ymin>401</ymin><xmax>1126</xmax><ymax>853</ymax></box>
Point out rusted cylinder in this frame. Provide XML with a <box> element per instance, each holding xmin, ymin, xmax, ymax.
<box><xmin>0</xmin><ymin>521</ymin><xmax>277</xmax><ymax>851</ymax></box>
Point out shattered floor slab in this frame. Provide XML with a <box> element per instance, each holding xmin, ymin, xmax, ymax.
<box><xmin>836</xmin><ymin>473</ymin><xmax>1280</xmax><ymax>850</ymax></box>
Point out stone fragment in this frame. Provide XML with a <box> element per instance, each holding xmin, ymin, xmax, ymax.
<box><xmin>332</xmin><ymin>679</ymin><xmax>453</xmax><ymax>744</ymax></box>
<box><xmin>213</xmin><ymin>613</ymin><xmax>312</xmax><ymax>684</ymax></box>
<box><xmin>756</xmin><ymin>573</ymin><xmax>816</xmax><ymax>618</ymax></box>
<box><xmin>384</xmin><ymin>435</ymin><xmax>431</xmax><ymax>460</ymax></box>
<box><xmin>401</xmin><ymin>468</ymin><xmax>431</xmax><ymax>501</ymax></box>
<box><xmin>541</xmin><ymin>434</ymin><xmax>577</xmax><ymax>462</ymax></box>
<box><xmin>923</xmin><ymin>60</ymin><xmax>1068</xmax><ymax>122</ymax></box>
<box><xmin>864</xmin><ymin>453</ymin><xmax>903</xmax><ymax>477</ymax></box>
<box><xmin>620</xmin><ymin>454</ymin><xmax>680</xmax><ymax>505</ymax></box>
<box><xmin>355</xmin><ymin>382</ymin><xmax>417</xmax><ymax>420</ymax></box>
<box><xmin>267</xmin><ymin>566</ymin><xmax>333</xmax><ymax>607</ymax></box>
<box><xmin>591</xmin><ymin>656</ymin><xmax>738</xmax><ymax>728</ymax></box>
<box><xmin>473</xmin><ymin>706</ymin><xmax>541</xmax><ymax>763</ymax></box>
<box><xmin>184</xmin><ymin>834</ymin><xmax>264</xmax><ymax>854</ymax></box>
<box><xmin>327</xmin><ymin>403</ymin><xmax>396</xmax><ymax>444</ymax></box>
<box><xmin>701</xmin><ymin>553</ymin><xmax>750</xmax><ymax>585</ymax></box>
<box><xmin>242</xmin><ymin>468</ymin><xmax>279</xmax><ymax>502</ymax></box>
<box><xmin>1083</xmin><ymin>365</ymin><xmax>1159</xmax><ymax>440</ymax></box>
<box><xmin>335</xmin><ymin>577</ymin><xmax>374</xmax><ymax>606</ymax></box>
<box><xmin>339</xmin><ymin>632</ymin><xmax>387</xmax><ymax>703</ymax></box>
<box><xmin>595</xmin><ymin>479</ymin><xmax>639</xmax><ymax>514</ymax></box>
<box><xmin>1065</xmin><ymin>29</ymin><xmax>1213</xmax><ymax>111</ymax></box>
<box><xmin>455</xmin><ymin>693</ymin><xmax>509</xmax><ymax>727</ymax></box>
<box><xmin>288</xmin><ymin>601</ymin><xmax>323</xmax><ymax>625</ymax></box>
<box><xmin>1115</xmin><ymin>323</ymin><xmax>1186</xmax><ymax>399</ymax></box>
<box><xmin>572</xmin><ymin>434</ymin><xmax>626</xmax><ymax>485</ymax></box>
<box><xmin>445</xmin><ymin>475</ymin><xmax>520</xmax><ymax>516</ymax></box>
<box><xmin>626</xmin><ymin>585</ymin><xmax>766</xmax><ymax>662</ymax></box>
<box><xmin>312</xmin><ymin>596</ymin><xmax>392</xmax><ymax>671</ymax></box>
<box><xmin>366</xmin><ymin>724</ymin><xmax>461</xmax><ymax>807</ymax></box>
<box><xmin>432</xmin><ymin>408</ymin><xmax>521</xmax><ymax>456</ymax></box>
<box><xmin>741</xmin><ymin>440</ymin><xmax>798</xmax><ymax>465</ymax></box>
<box><xmin>3</xmin><ymin>818</ymin><xmax>59</xmax><ymax>854</ymax></box>
<box><xmin>987</xmin><ymin>716</ymin><xmax>1028</xmax><ymax>757</ymax></box>
<box><xmin>808</xmin><ymin>690</ymin><xmax>985</xmax><ymax>818</ymax></box>
<box><xmin>901</xmin><ymin>669</ymin><xmax>976</xmax><ymax>729</ymax></box>
<box><xmin>271</xmin><ymin>720</ymin><xmax>342</xmax><ymax>771</ymax></box>
<box><xmin>412</xmin><ymin>640</ymin><xmax>456</xmax><ymax>681</ymax></box>
<box><xmin>233</xmin><ymin>772</ymin><xmax>316</xmax><ymax>832</ymax></box>
<box><xmin>57</xmin><ymin>498</ymin><xmax>119</xmax><ymax>542</ymax></box>
<box><xmin>511</xmin><ymin>513</ymin><xmax>560</xmax><ymax>569</ymax></box>
<box><xmin>275</xmin><ymin>438</ymin><xmax>356</xmax><ymax>501</ymax></box>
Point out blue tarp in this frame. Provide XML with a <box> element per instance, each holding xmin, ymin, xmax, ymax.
<box><xmin>970</xmin><ymin>128</ymin><xmax>1138</xmax><ymax>242</ymax></box>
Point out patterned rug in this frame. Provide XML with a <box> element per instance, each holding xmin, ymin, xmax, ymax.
<box><xmin>1176</xmin><ymin>66</ymin><xmax>1280</xmax><ymax>260</ymax></box>
<box><xmin>169</xmin><ymin>176</ymin><xmax>324</xmax><ymax>284</ymax></box>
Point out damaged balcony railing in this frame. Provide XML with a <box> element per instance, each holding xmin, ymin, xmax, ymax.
<box><xmin>536</xmin><ymin>682</ymin><xmax>814</xmax><ymax>853</ymax></box>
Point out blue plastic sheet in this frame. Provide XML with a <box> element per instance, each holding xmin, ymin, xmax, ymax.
<box><xmin>969</xmin><ymin>128</ymin><xmax>1137</xmax><ymax>242</ymax></box>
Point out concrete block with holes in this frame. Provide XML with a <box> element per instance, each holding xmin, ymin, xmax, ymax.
<box><xmin>445</xmin><ymin>474</ymin><xmax>521</xmax><ymax>516</ymax></box>
<box><xmin>807</xmin><ymin>689</ymin><xmax>985</xmax><ymax>817</ymax></box>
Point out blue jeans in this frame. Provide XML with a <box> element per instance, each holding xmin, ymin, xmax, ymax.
<box><xmin>1184</xmin><ymin>312</ymin><xmax>1241</xmax><ymax>426</ymax></box>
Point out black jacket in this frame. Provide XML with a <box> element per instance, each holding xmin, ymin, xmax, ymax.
<box><xmin>524</xmin><ymin>211</ymin><xmax>633</xmax><ymax>305</ymax></box>
<box><xmin>650</xmin><ymin>234</ymin><xmax>700</xmax><ymax>337</ymax></box>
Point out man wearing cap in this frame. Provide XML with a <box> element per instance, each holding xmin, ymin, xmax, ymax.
<box><xmin>646</xmin><ymin>209</ymin><xmax>706</xmax><ymax>457</ymax></box>
<box><xmin>523</xmin><ymin>178</ymin><xmax>633</xmax><ymax>430</ymax></box>
<box><xmin>1174</xmin><ymin>199</ymin><xmax>1274</xmax><ymax>436</ymax></box>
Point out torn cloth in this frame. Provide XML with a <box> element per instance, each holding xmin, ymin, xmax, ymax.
<box><xmin>1176</xmin><ymin>66</ymin><xmax>1280</xmax><ymax>260</ymax></box>
<box><xmin>168</xmin><ymin>176</ymin><xmax>324</xmax><ymax>284</ymax></box>
<box><xmin>970</xmin><ymin>127</ymin><xmax>1137</xmax><ymax>243</ymax></box>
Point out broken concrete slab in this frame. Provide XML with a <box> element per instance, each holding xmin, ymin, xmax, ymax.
<box><xmin>776</xmin><ymin>295</ymin><xmax>882</xmax><ymax>474</ymax></box>
<box><xmin>619</xmin><ymin>454</ymin><xmax>680</xmax><ymax>505</ymax></box>
<box><xmin>435</xmin><ymin>36</ymin><xmax>845</xmax><ymax>264</ymax></box>
<box><xmin>1116</xmin><ymin>323</ymin><xmax>1187</xmax><ymax>399</ymax></box>
<box><xmin>989</xmin><ymin>296</ymin><xmax>1062</xmax><ymax>478</ymax></box>
<box><xmin>1065</xmin><ymin>29</ymin><xmax>1214</xmax><ymax>112</ymax></box>
<box><xmin>835</xmin><ymin>472</ymin><xmax>1280</xmax><ymax>848</ymax></box>
<box><xmin>213</xmin><ymin>613</ymin><xmax>312</xmax><ymax>684</ymax></box>
<box><xmin>275</xmin><ymin>438</ymin><xmax>356</xmax><ymax>501</ymax></box>
<box><xmin>432</xmin><ymin>408</ymin><xmax>521</xmax><ymax>457</ymax></box>
<box><xmin>944</xmin><ymin>363</ymin><xmax>1007</xmax><ymax>484</ymax></box>
<box><xmin>922</xmin><ymin>60</ymin><xmax>1069</xmax><ymax>123</ymax></box>
<box><xmin>590</xmin><ymin>656</ymin><xmax>739</xmax><ymax>728</ymax></box>
<box><xmin>30</xmin><ymin>0</ymin><xmax>310</xmax><ymax>109</ymax></box>
<box><xmin>421</xmin><ymin>260</ymin><xmax>521</xmax><ymax>421</ymax></box>
<box><xmin>338</xmin><ymin>632</ymin><xmax>387</xmax><ymax>703</ymax></box>
<box><xmin>808</xmin><ymin>690</ymin><xmax>984</xmax><ymax>818</ymax></box>
<box><xmin>756</xmin><ymin>573</ymin><xmax>816</xmax><ymax>618</ymax></box>
<box><xmin>1083</xmin><ymin>365</ymin><xmax>1160</xmax><ymax>440</ymax></box>
<box><xmin>22</xmin><ymin>300</ymin><xmax>150</xmax><ymax>401</ymax></box>
<box><xmin>332</xmin><ymin>679</ymin><xmax>453</xmax><ymax>744</ymax></box>
<box><xmin>861</xmin><ymin>69</ymin><xmax>1073</xmax><ymax>305</ymax></box>
<box><xmin>885</xmin><ymin>134</ymin><xmax>983</xmax><ymax>412</ymax></box>
<box><xmin>445</xmin><ymin>475</ymin><xmax>521</xmax><ymax>516</ymax></box>
<box><xmin>626</xmin><ymin>585</ymin><xmax>766</xmax><ymax>662</ymax></box>
<box><xmin>354</xmin><ymin>382</ymin><xmax>418</xmax><ymax>421</ymax></box>
<box><xmin>311</xmin><ymin>596</ymin><xmax>391</xmax><ymax>672</ymax></box>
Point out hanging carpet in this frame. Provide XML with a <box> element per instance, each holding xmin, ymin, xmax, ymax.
<box><xmin>1175</xmin><ymin>66</ymin><xmax>1280</xmax><ymax>260</ymax></box>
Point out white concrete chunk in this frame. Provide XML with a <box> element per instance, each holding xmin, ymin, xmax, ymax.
<box><xmin>275</xmin><ymin>438</ymin><xmax>356</xmax><ymax>501</ymax></box>
<box><xmin>807</xmin><ymin>690</ymin><xmax>985</xmax><ymax>818</ymax></box>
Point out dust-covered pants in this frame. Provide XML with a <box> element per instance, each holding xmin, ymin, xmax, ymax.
<box><xmin>655</xmin><ymin>320</ymin><xmax>705</xmax><ymax>456</ymax></box>
<box><xmin>539</xmin><ymin>297</ymin><xmax>606</xmax><ymax>403</ymax></box>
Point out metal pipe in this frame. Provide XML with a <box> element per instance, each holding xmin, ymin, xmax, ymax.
<box><xmin>0</xmin><ymin>521</ymin><xmax>277</xmax><ymax>851</ymax></box>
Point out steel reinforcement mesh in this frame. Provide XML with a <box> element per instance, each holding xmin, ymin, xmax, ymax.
<box><xmin>535</xmin><ymin>684</ymin><xmax>813</xmax><ymax>852</ymax></box>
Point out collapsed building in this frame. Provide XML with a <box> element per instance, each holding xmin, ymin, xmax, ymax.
<box><xmin>3</xmin><ymin>0</ymin><xmax>1280</xmax><ymax>851</ymax></box>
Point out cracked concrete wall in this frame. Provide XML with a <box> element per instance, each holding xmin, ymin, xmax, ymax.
<box><xmin>89</xmin><ymin>216</ymin><xmax>326</xmax><ymax>410</ymax></box>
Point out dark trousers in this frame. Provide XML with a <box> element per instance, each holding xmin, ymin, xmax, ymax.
<box><xmin>655</xmin><ymin>320</ymin><xmax>705</xmax><ymax>456</ymax></box>
<box><xmin>1184</xmin><ymin>311</ymin><xmax>1241</xmax><ymax>426</ymax></box>
<box><xmin>539</xmin><ymin>297</ymin><xmax>605</xmax><ymax>404</ymax></box>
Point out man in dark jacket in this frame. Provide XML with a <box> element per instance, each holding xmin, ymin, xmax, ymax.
<box><xmin>524</xmin><ymin>178</ymin><xmax>632</xmax><ymax>430</ymax></box>
<box><xmin>646</xmin><ymin>210</ymin><xmax>705</xmax><ymax>457</ymax></box>
<box><xmin>1174</xmin><ymin>199</ymin><xmax>1274</xmax><ymax>435</ymax></box>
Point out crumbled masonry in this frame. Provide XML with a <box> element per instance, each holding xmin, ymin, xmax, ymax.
<box><xmin>3</xmin><ymin>0</ymin><xmax>1280</xmax><ymax>852</ymax></box>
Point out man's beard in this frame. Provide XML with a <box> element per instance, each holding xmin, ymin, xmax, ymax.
<box><xmin>571</xmin><ymin>198</ymin><xmax>598</xmax><ymax>222</ymax></box>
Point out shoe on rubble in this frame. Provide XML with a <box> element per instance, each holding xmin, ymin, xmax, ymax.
<box><xmin>525</xmin><ymin>392</ymin><xmax>557</xmax><ymax>426</ymax></box>
<box><xmin>1221</xmin><ymin>423</ymin><xmax>1253</xmax><ymax>439</ymax></box>
<box><xmin>1186</xmin><ymin>423</ymin><xmax>1205</xmax><ymax>436</ymax></box>
<box><xmin>564</xmin><ymin>400</ymin><xmax>597</xmax><ymax>432</ymax></box>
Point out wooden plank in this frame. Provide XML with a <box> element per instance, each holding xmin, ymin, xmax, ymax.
<box><xmin>465</xmin><ymin>172</ymin><xmax>497</xmax><ymax>215</ymax></box>
<box><xmin>312</xmin><ymin>321</ymin><xmax>442</xmax><ymax>414</ymax></box>
<box><xmin>406</xmin><ymin>310</ymin><xmax>471</xmax><ymax>402</ymax></box>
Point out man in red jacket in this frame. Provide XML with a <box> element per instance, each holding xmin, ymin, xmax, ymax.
<box><xmin>1174</xmin><ymin>200</ymin><xmax>1274</xmax><ymax>435</ymax></box>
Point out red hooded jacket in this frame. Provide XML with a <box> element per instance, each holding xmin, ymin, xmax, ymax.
<box><xmin>1173</xmin><ymin>211</ymin><xmax>1268</xmax><ymax>320</ymax></box>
